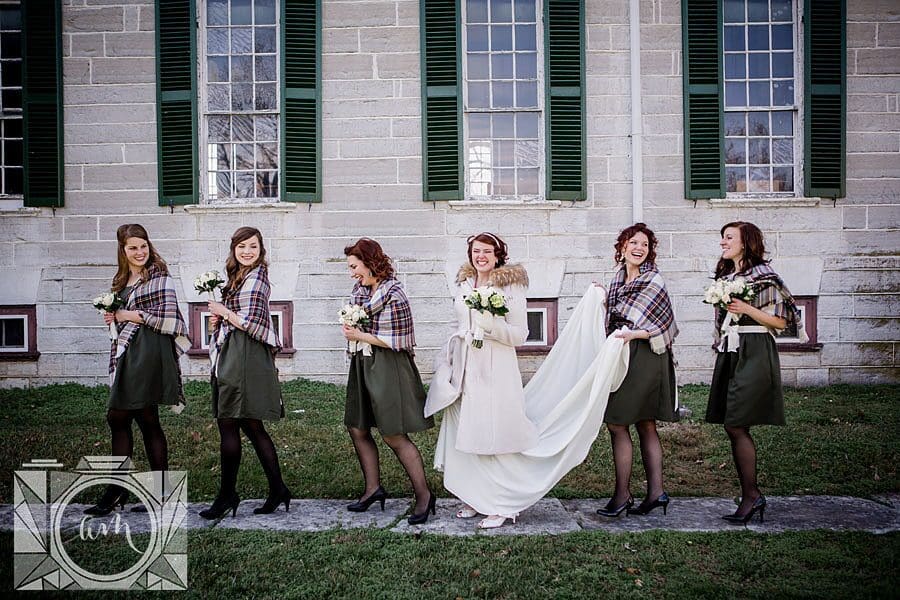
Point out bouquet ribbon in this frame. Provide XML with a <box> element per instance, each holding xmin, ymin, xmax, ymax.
<box><xmin>107</xmin><ymin>321</ymin><xmax>118</xmax><ymax>341</ymax></box>
<box><xmin>349</xmin><ymin>340</ymin><xmax>373</xmax><ymax>357</ymax></box>
<box><xmin>717</xmin><ymin>322</ymin><xmax>771</xmax><ymax>353</ymax></box>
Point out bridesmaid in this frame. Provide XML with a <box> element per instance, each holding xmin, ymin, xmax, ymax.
<box><xmin>598</xmin><ymin>223</ymin><xmax>679</xmax><ymax>518</ymax></box>
<box><xmin>342</xmin><ymin>238</ymin><xmax>435</xmax><ymax>525</ymax></box>
<box><xmin>201</xmin><ymin>227</ymin><xmax>290</xmax><ymax>519</ymax></box>
<box><xmin>87</xmin><ymin>223</ymin><xmax>190</xmax><ymax>515</ymax></box>
<box><xmin>706</xmin><ymin>221</ymin><xmax>803</xmax><ymax>524</ymax></box>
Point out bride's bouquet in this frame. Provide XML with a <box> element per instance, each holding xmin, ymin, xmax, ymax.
<box><xmin>339</xmin><ymin>303</ymin><xmax>371</xmax><ymax>355</ymax></box>
<box><xmin>464</xmin><ymin>287</ymin><xmax>509</xmax><ymax>348</ymax></box>
<box><xmin>703</xmin><ymin>277</ymin><xmax>755</xmax><ymax>325</ymax></box>
<box><xmin>92</xmin><ymin>292</ymin><xmax>125</xmax><ymax>340</ymax></box>
<box><xmin>194</xmin><ymin>270</ymin><xmax>225</xmax><ymax>300</ymax></box>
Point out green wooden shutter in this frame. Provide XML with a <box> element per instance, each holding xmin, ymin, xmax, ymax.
<box><xmin>682</xmin><ymin>0</ymin><xmax>724</xmax><ymax>199</ymax></box>
<box><xmin>420</xmin><ymin>0</ymin><xmax>462</xmax><ymax>201</ymax></box>
<box><xmin>282</xmin><ymin>0</ymin><xmax>320</xmax><ymax>202</ymax></box>
<box><xmin>804</xmin><ymin>0</ymin><xmax>845</xmax><ymax>198</ymax></box>
<box><xmin>155</xmin><ymin>0</ymin><xmax>197</xmax><ymax>206</ymax></box>
<box><xmin>544</xmin><ymin>0</ymin><xmax>585</xmax><ymax>201</ymax></box>
<box><xmin>22</xmin><ymin>0</ymin><xmax>63</xmax><ymax>208</ymax></box>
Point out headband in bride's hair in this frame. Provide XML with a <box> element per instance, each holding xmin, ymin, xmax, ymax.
<box><xmin>467</xmin><ymin>232</ymin><xmax>505</xmax><ymax>249</ymax></box>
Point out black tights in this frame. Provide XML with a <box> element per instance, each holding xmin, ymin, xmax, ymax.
<box><xmin>107</xmin><ymin>406</ymin><xmax>169</xmax><ymax>471</ymax></box>
<box><xmin>607</xmin><ymin>420</ymin><xmax>665</xmax><ymax>508</ymax></box>
<box><xmin>725</xmin><ymin>425</ymin><xmax>761</xmax><ymax>516</ymax></box>
<box><xmin>347</xmin><ymin>427</ymin><xmax>431</xmax><ymax>514</ymax></box>
<box><xmin>215</xmin><ymin>418</ymin><xmax>285</xmax><ymax>500</ymax></box>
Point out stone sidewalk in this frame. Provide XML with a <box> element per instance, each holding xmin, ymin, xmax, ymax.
<box><xmin>2</xmin><ymin>494</ymin><xmax>898</xmax><ymax>536</ymax></box>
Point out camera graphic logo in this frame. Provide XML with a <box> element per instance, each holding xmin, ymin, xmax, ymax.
<box><xmin>13</xmin><ymin>456</ymin><xmax>188</xmax><ymax>591</ymax></box>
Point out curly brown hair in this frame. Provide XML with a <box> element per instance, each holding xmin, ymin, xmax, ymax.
<box><xmin>224</xmin><ymin>227</ymin><xmax>269</xmax><ymax>294</ymax></box>
<box><xmin>467</xmin><ymin>232</ymin><xmax>508</xmax><ymax>268</ymax></box>
<box><xmin>343</xmin><ymin>238</ymin><xmax>395</xmax><ymax>280</ymax></box>
<box><xmin>111</xmin><ymin>224</ymin><xmax>168</xmax><ymax>292</ymax></box>
<box><xmin>613</xmin><ymin>222</ymin><xmax>658</xmax><ymax>266</ymax></box>
<box><xmin>714</xmin><ymin>221</ymin><xmax>769</xmax><ymax>279</ymax></box>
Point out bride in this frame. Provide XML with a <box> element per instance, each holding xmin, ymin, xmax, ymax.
<box><xmin>426</xmin><ymin>232</ymin><xmax>631</xmax><ymax>528</ymax></box>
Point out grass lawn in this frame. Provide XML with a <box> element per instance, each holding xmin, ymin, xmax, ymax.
<box><xmin>0</xmin><ymin>382</ymin><xmax>897</xmax><ymax>597</ymax></box>
<box><xmin>0</xmin><ymin>381</ymin><xmax>896</xmax><ymax>503</ymax></box>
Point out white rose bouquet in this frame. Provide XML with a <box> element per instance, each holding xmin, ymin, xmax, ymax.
<box><xmin>92</xmin><ymin>292</ymin><xmax>125</xmax><ymax>340</ymax></box>
<box><xmin>194</xmin><ymin>270</ymin><xmax>225</xmax><ymax>300</ymax></box>
<box><xmin>339</xmin><ymin>303</ymin><xmax>371</xmax><ymax>355</ymax></box>
<box><xmin>464</xmin><ymin>287</ymin><xmax>509</xmax><ymax>348</ymax></box>
<box><xmin>703</xmin><ymin>277</ymin><xmax>756</xmax><ymax>325</ymax></box>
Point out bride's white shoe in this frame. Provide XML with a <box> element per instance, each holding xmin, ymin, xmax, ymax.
<box><xmin>477</xmin><ymin>514</ymin><xmax>517</xmax><ymax>529</ymax></box>
<box><xmin>456</xmin><ymin>506</ymin><xmax>478</xmax><ymax>519</ymax></box>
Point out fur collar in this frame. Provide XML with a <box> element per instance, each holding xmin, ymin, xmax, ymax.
<box><xmin>456</xmin><ymin>263</ymin><xmax>529</xmax><ymax>288</ymax></box>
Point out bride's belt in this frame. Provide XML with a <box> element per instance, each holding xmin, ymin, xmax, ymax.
<box><xmin>717</xmin><ymin>325</ymin><xmax>771</xmax><ymax>353</ymax></box>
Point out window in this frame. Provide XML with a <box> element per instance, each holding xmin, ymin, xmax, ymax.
<box><xmin>0</xmin><ymin>1</ymin><xmax>23</xmax><ymax>205</ymax></box>
<box><xmin>464</xmin><ymin>0</ymin><xmax>542</xmax><ymax>200</ymax></box>
<box><xmin>776</xmin><ymin>295</ymin><xmax>821</xmax><ymax>351</ymax></box>
<box><xmin>0</xmin><ymin>304</ymin><xmax>38</xmax><ymax>360</ymax></box>
<box><xmin>723</xmin><ymin>0</ymin><xmax>797</xmax><ymax>195</ymax></box>
<box><xmin>682</xmin><ymin>0</ymin><xmax>845</xmax><ymax>199</ymax></box>
<box><xmin>199</xmin><ymin>0</ymin><xmax>280</xmax><ymax>203</ymax></box>
<box><xmin>155</xmin><ymin>0</ymin><xmax>320</xmax><ymax>206</ymax></box>
<box><xmin>188</xmin><ymin>300</ymin><xmax>294</xmax><ymax>357</ymax></box>
<box><xmin>517</xmin><ymin>298</ymin><xmax>558</xmax><ymax>354</ymax></box>
<box><xmin>421</xmin><ymin>0</ymin><xmax>584</xmax><ymax>202</ymax></box>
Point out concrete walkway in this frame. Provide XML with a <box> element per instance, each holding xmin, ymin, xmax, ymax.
<box><xmin>3</xmin><ymin>494</ymin><xmax>898</xmax><ymax>536</ymax></box>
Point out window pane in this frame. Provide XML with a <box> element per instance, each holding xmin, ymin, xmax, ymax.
<box><xmin>725</xmin><ymin>139</ymin><xmax>746</xmax><ymax>164</ymax></box>
<box><xmin>772</xmin><ymin>24</ymin><xmax>792</xmax><ymax>50</ymax></box>
<box><xmin>232</xmin><ymin>55</ymin><xmax>253</xmax><ymax>82</ymax></box>
<box><xmin>773</xmin><ymin>166</ymin><xmax>793</xmax><ymax>192</ymax></box>
<box><xmin>1</xmin><ymin>138</ymin><xmax>20</xmax><ymax>166</ymax></box>
<box><xmin>515</xmin><ymin>25</ymin><xmax>536</xmax><ymax>51</ymax></box>
<box><xmin>208</xmin><ymin>28</ymin><xmax>229</xmax><ymax>54</ymax></box>
<box><xmin>208</xmin><ymin>84</ymin><xmax>229</xmax><ymax>110</ymax></box>
<box><xmin>255</xmin><ymin>27</ymin><xmax>276</xmax><ymax>53</ymax></box>
<box><xmin>5</xmin><ymin>119</ymin><xmax>21</xmax><ymax>138</ymax></box>
<box><xmin>724</xmin><ymin>26</ymin><xmax>745</xmax><ymax>51</ymax></box>
<box><xmin>747</xmin><ymin>25</ymin><xmax>768</xmax><ymax>51</ymax></box>
<box><xmin>0</xmin><ymin>7</ymin><xmax>22</xmax><ymax>29</ymax></box>
<box><xmin>748</xmin><ymin>139</ymin><xmax>769</xmax><ymax>164</ymax></box>
<box><xmin>516</xmin><ymin>140</ymin><xmax>540</xmax><ymax>167</ymax></box>
<box><xmin>255</xmin><ymin>0</ymin><xmax>276</xmax><ymax>25</ymax></box>
<box><xmin>515</xmin><ymin>81</ymin><xmax>538</xmax><ymax>108</ymax></box>
<box><xmin>6</xmin><ymin>167</ymin><xmax>22</xmax><ymax>194</ymax></box>
<box><xmin>725</xmin><ymin>113</ymin><xmax>746</xmax><ymax>136</ymax></box>
<box><xmin>216</xmin><ymin>171</ymin><xmax>232</xmax><ymax>197</ymax></box>
<box><xmin>255</xmin><ymin>55</ymin><xmax>276</xmax><ymax>82</ymax></box>
<box><xmin>231</xmin><ymin>84</ymin><xmax>254</xmax><ymax>110</ymax></box>
<box><xmin>771</xmin><ymin>111</ymin><xmax>792</xmax><ymax>135</ymax></box>
<box><xmin>514</xmin><ymin>0</ymin><xmax>535</xmax><ymax>21</ymax></box>
<box><xmin>771</xmin><ymin>0</ymin><xmax>792</xmax><ymax>22</ymax></box>
<box><xmin>749</xmin><ymin>167</ymin><xmax>770</xmax><ymax>191</ymax></box>
<box><xmin>748</xmin><ymin>80</ymin><xmax>769</xmax><ymax>106</ymax></box>
<box><xmin>747</xmin><ymin>0</ymin><xmax>768</xmax><ymax>22</ymax></box>
<box><xmin>772</xmin><ymin>80</ymin><xmax>793</xmax><ymax>106</ymax></box>
<box><xmin>725</xmin><ymin>82</ymin><xmax>746</xmax><ymax>107</ymax></box>
<box><xmin>491</xmin><ymin>81</ymin><xmax>514</xmax><ymax>108</ymax></box>
<box><xmin>468</xmin><ymin>82</ymin><xmax>490</xmax><ymax>108</ymax></box>
<box><xmin>493</xmin><ymin>113</ymin><xmax>515</xmax><ymax>137</ymax></box>
<box><xmin>516</xmin><ymin>113</ymin><xmax>538</xmax><ymax>138</ymax></box>
<box><xmin>772</xmin><ymin>52</ymin><xmax>793</xmax><ymax>77</ymax></box>
<box><xmin>235</xmin><ymin>172</ymin><xmax>255</xmax><ymax>197</ymax></box>
<box><xmin>514</xmin><ymin>52</ymin><xmax>537</xmax><ymax>78</ymax></box>
<box><xmin>235</xmin><ymin>143</ymin><xmax>255</xmax><ymax>169</ymax></box>
<box><xmin>490</xmin><ymin>0</ymin><xmax>512</xmax><ymax>22</ymax></box>
<box><xmin>208</xmin><ymin>56</ymin><xmax>229</xmax><ymax>82</ymax></box>
<box><xmin>518</xmin><ymin>167</ymin><xmax>539</xmax><ymax>194</ymax></box>
<box><xmin>772</xmin><ymin>138</ymin><xmax>792</xmax><ymax>164</ymax></box>
<box><xmin>216</xmin><ymin>144</ymin><xmax>231</xmax><ymax>170</ymax></box>
<box><xmin>2</xmin><ymin>89</ymin><xmax>21</xmax><ymax>111</ymax></box>
<box><xmin>232</xmin><ymin>27</ymin><xmax>252</xmax><ymax>53</ymax></box>
<box><xmin>726</xmin><ymin>167</ymin><xmax>746</xmax><ymax>192</ymax></box>
<box><xmin>231</xmin><ymin>0</ymin><xmax>252</xmax><ymax>25</ymax></box>
<box><xmin>724</xmin><ymin>0</ymin><xmax>744</xmax><ymax>23</ymax></box>
<box><xmin>257</xmin><ymin>171</ymin><xmax>278</xmax><ymax>196</ymax></box>
<box><xmin>1</xmin><ymin>319</ymin><xmax>24</xmax><ymax>347</ymax></box>
<box><xmin>208</xmin><ymin>0</ymin><xmax>228</xmax><ymax>25</ymax></box>
<box><xmin>469</xmin><ymin>113</ymin><xmax>491</xmax><ymax>137</ymax></box>
<box><xmin>255</xmin><ymin>83</ymin><xmax>277</xmax><ymax>110</ymax></box>
<box><xmin>748</xmin><ymin>53</ymin><xmax>769</xmax><ymax>78</ymax></box>
<box><xmin>724</xmin><ymin>53</ymin><xmax>745</xmax><ymax>79</ymax></box>
<box><xmin>467</xmin><ymin>26</ymin><xmax>489</xmax><ymax>51</ymax></box>
<box><xmin>233</xmin><ymin>115</ymin><xmax>254</xmax><ymax>140</ymax></box>
<box><xmin>209</xmin><ymin>115</ymin><xmax>230</xmax><ymax>141</ymax></box>
<box><xmin>494</xmin><ymin>140</ymin><xmax>515</xmax><ymax>166</ymax></box>
<box><xmin>526</xmin><ymin>310</ymin><xmax>543</xmax><ymax>342</ymax></box>
<box><xmin>491</xmin><ymin>53</ymin><xmax>513</xmax><ymax>78</ymax></box>
<box><xmin>256</xmin><ymin>114</ymin><xmax>278</xmax><ymax>140</ymax></box>
<box><xmin>468</xmin><ymin>54</ymin><xmax>490</xmax><ymax>79</ymax></box>
<box><xmin>748</xmin><ymin>112</ymin><xmax>768</xmax><ymax>136</ymax></box>
<box><xmin>491</xmin><ymin>25</ymin><xmax>513</xmax><ymax>51</ymax></box>
<box><xmin>468</xmin><ymin>0</ymin><xmax>488</xmax><ymax>23</ymax></box>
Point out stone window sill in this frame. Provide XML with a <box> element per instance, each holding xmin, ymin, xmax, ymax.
<box><xmin>707</xmin><ymin>197</ymin><xmax>823</xmax><ymax>208</ymax></box>
<box><xmin>448</xmin><ymin>199</ymin><xmax>563</xmax><ymax>209</ymax></box>
<box><xmin>183</xmin><ymin>203</ymin><xmax>299</xmax><ymax>214</ymax></box>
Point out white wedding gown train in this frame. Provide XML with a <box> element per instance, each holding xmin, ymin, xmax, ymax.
<box><xmin>434</xmin><ymin>285</ymin><xmax>630</xmax><ymax>518</ymax></box>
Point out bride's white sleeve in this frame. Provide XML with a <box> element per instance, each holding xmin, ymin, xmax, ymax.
<box><xmin>484</xmin><ymin>285</ymin><xmax>528</xmax><ymax>347</ymax></box>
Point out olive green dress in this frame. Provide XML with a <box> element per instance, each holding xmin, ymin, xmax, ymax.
<box><xmin>604</xmin><ymin>339</ymin><xmax>677</xmax><ymax>425</ymax></box>
<box><xmin>706</xmin><ymin>316</ymin><xmax>785</xmax><ymax>426</ymax></box>
<box><xmin>108</xmin><ymin>286</ymin><xmax>181</xmax><ymax>410</ymax></box>
<box><xmin>212</xmin><ymin>329</ymin><xmax>283</xmax><ymax>420</ymax></box>
<box><xmin>345</xmin><ymin>346</ymin><xmax>433</xmax><ymax>436</ymax></box>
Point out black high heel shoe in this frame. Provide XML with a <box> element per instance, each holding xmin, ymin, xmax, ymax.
<box><xmin>84</xmin><ymin>486</ymin><xmax>128</xmax><ymax>516</ymax></box>
<box><xmin>597</xmin><ymin>496</ymin><xmax>634</xmax><ymax>517</ymax></box>
<box><xmin>347</xmin><ymin>486</ymin><xmax>388</xmax><ymax>512</ymax></box>
<box><xmin>199</xmin><ymin>493</ymin><xmax>240</xmax><ymax>520</ymax></box>
<box><xmin>255</xmin><ymin>486</ymin><xmax>292</xmax><ymax>515</ymax></box>
<box><xmin>722</xmin><ymin>495</ymin><xmax>766</xmax><ymax>524</ymax></box>
<box><xmin>627</xmin><ymin>492</ymin><xmax>670</xmax><ymax>516</ymax></box>
<box><xmin>407</xmin><ymin>493</ymin><xmax>436</xmax><ymax>525</ymax></box>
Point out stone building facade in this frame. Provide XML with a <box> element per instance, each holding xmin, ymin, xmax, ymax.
<box><xmin>0</xmin><ymin>0</ymin><xmax>897</xmax><ymax>388</ymax></box>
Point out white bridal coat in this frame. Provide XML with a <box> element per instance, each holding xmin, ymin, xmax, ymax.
<box><xmin>426</xmin><ymin>284</ymin><xmax>631</xmax><ymax>518</ymax></box>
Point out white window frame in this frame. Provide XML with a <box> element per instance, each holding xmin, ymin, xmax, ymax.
<box><xmin>722</xmin><ymin>0</ymin><xmax>803</xmax><ymax>198</ymax></box>
<box><xmin>0</xmin><ymin>313</ymin><xmax>28</xmax><ymax>353</ymax></box>
<box><xmin>462</xmin><ymin>0</ymin><xmax>546</xmax><ymax>203</ymax></box>
<box><xmin>0</xmin><ymin>0</ymin><xmax>24</xmax><ymax>211</ymax></box>
<box><xmin>522</xmin><ymin>305</ymin><xmax>548</xmax><ymax>346</ymax></box>
<box><xmin>196</xmin><ymin>0</ymin><xmax>282</xmax><ymax>205</ymax></box>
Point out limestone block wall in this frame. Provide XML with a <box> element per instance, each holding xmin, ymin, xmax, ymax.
<box><xmin>0</xmin><ymin>0</ymin><xmax>896</xmax><ymax>389</ymax></box>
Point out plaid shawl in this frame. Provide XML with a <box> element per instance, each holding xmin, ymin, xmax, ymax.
<box><xmin>108</xmin><ymin>265</ymin><xmax>190</xmax><ymax>388</ymax></box>
<box><xmin>712</xmin><ymin>262</ymin><xmax>806</xmax><ymax>348</ymax></box>
<box><xmin>606</xmin><ymin>262</ymin><xmax>679</xmax><ymax>354</ymax></box>
<box><xmin>350</xmin><ymin>278</ymin><xmax>416</xmax><ymax>354</ymax></box>
<box><xmin>210</xmin><ymin>265</ymin><xmax>281</xmax><ymax>373</ymax></box>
